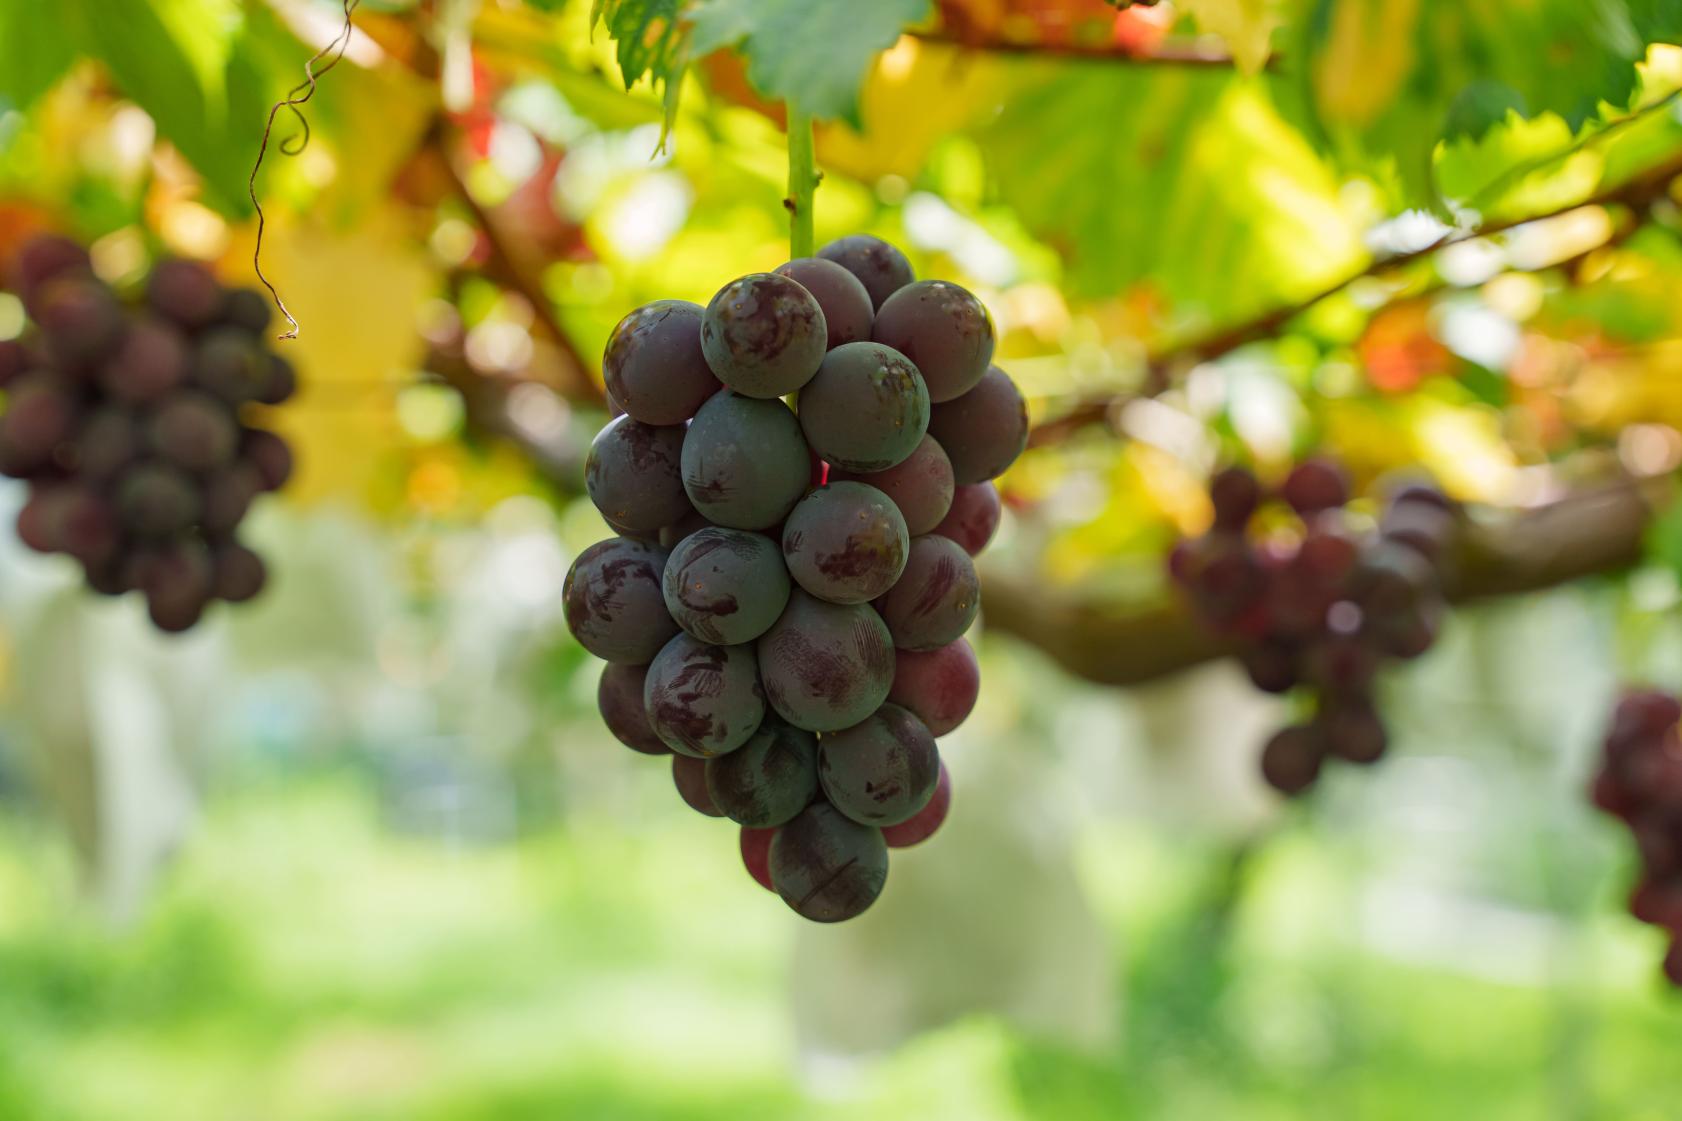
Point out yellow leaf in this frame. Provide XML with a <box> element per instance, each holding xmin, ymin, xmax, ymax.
<box><xmin>1310</xmin><ymin>0</ymin><xmax>1421</xmax><ymax>126</ymax></box>
<box><xmin>1179</xmin><ymin>0</ymin><xmax>1288</xmax><ymax>75</ymax></box>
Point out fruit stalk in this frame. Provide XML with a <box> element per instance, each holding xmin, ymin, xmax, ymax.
<box><xmin>785</xmin><ymin>104</ymin><xmax>818</xmax><ymax>259</ymax></box>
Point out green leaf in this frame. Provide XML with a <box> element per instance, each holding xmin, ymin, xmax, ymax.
<box><xmin>0</xmin><ymin>3</ymin><xmax>78</xmax><ymax>109</ymax></box>
<box><xmin>593</xmin><ymin>0</ymin><xmax>688</xmax><ymax>93</ymax></box>
<box><xmin>1630</xmin><ymin>0</ymin><xmax>1682</xmax><ymax>41</ymax></box>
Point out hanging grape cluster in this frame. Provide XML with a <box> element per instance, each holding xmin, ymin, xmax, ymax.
<box><xmin>1170</xmin><ymin>460</ymin><xmax>1458</xmax><ymax>795</ymax></box>
<box><xmin>566</xmin><ymin>235</ymin><xmax>1024</xmax><ymax>922</ymax></box>
<box><xmin>0</xmin><ymin>235</ymin><xmax>293</xmax><ymax>632</ymax></box>
<box><xmin>1591</xmin><ymin>689</ymin><xmax>1682</xmax><ymax>986</ymax></box>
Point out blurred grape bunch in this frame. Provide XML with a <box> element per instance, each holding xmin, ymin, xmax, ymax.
<box><xmin>566</xmin><ymin>235</ymin><xmax>1028</xmax><ymax>922</ymax></box>
<box><xmin>0</xmin><ymin>236</ymin><xmax>294</xmax><ymax>633</ymax></box>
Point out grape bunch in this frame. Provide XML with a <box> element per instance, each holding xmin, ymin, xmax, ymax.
<box><xmin>567</xmin><ymin>235</ymin><xmax>1025</xmax><ymax>922</ymax></box>
<box><xmin>1590</xmin><ymin>690</ymin><xmax>1682</xmax><ymax>986</ymax></box>
<box><xmin>1170</xmin><ymin>460</ymin><xmax>1457</xmax><ymax>795</ymax></box>
<box><xmin>0</xmin><ymin>235</ymin><xmax>293</xmax><ymax>632</ymax></box>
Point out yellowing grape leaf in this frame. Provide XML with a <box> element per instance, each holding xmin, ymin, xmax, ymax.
<box><xmin>1179</xmin><ymin>0</ymin><xmax>1287</xmax><ymax>74</ymax></box>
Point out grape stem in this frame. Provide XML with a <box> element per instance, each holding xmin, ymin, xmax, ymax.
<box><xmin>786</xmin><ymin>104</ymin><xmax>818</xmax><ymax>259</ymax></box>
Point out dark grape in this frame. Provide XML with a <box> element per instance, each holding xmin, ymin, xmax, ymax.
<box><xmin>882</xmin><ymin>760</ymin><xmax>951</xmax><ymax>848</ymax></box>
<box><xmin>1630</xmin><ymin>878</ymin><xmax>1682</xmax><ymax>930</ymax></box>
<box><xmin>876</xmin><ymin>534</ymin><xmax>979</xmax><ymax>651</ymax></box>
<box><xmin>1381</xmin><ymin>500</ymin><xmax>1456</xmax><ymax>562</ymax></box>
<box><xmin>1209</xmin><ymin>467</ymin><xmax>1261</xmax><ymax>530</ymax></box>
<box><xmin>740</xmin><ymin>826</ymin><xmax>777</xmax><ymax>891</ymax></box>
<box><xmin>562</xmin><ymin>537</ymin><xmax>679</xmax><ymax>664</ymax></box>
<box><xmin>213</xmin><ymin>543</ymin><xmax>267</xmax><ymax>603</ymax></box>
<box><xmin>201</xmin><ymin>464</ymin><xmax>262</xmax><ymax>536</ymax></box>
<box><xmin>681</xmin><ymin>391</ymin><xmax>809</xmax><ymax>530</ymax></box>
<box><xmin>1315</xmin><ymin>693</ymin><xmax>1387</xmax><ymax>764</ymax></box>
<box><xmin>643</xmin><ymin>633</ymin><xmax>765</xmax><ymax>757</ymax></box>
<box><xmin>924</xmin><ymin>365</ymin><xmax>1027</xmax><ymax>484</ymax></box>
<box><xmin>146</xmin><ymin>259</ymin><xmax>222</xmax><ymax>329</ymax></box>
<box><xmin>931</xmin><ymin>482</ymin><xmax>1001</xmax><ymax>556</ymax></box>
<box><xmin>769</xmin><ymin>802</ymin><xmax>888</xmax><ymax>922</ymax></box>
<box><xmin>192</xmin><ymin>327</ymin><xmax>270</xmax><ymax>403</ymax></box>
<box><xmin>662</xmin><ymin>526</ymin><xmax>790</xmax><ymax>644</ymax></box>
<box><xmin>797</xmin><ymin>341</ymin><xmax>930</xmax><ymax>472</ymax></box>
<box><xmin>35</xmin><ymin>279</ymin><xmax>124</xmax><ymax>370</ymax></box>
<box><xmin>773</xmin><ymin>258</ymin><xmax>873</xmax><ymax>348</ymax></box>
<box><xmin>1281</xmin><ymin>458</ymin><xmax>1349</xmax><ymax>516</ymax></box>
<box><xmin>0</xmin><ymin>338</ymin><xmax>30</xmax><ymax>387</ymax></box>
<box><xmin>15</xmin><ymin>488</ymin><xmax>64</xmax><ymax>552</ymax></box>
<box><xmin>148</xmin><ymin>391</ymin><xmax>238</xmax><ymax>472</ymax></box>
<box><xmin>598</xmin><ymin>662</ymin><xmax>670</xmax><ymax>755</ymax></box>
<box><xmin>116</xmin><ymin>463</ymin><xmax>201</xmax><ymax>536</ymax></box>
<box><xmin>54</xmin><ymin>487</ymin><xmax>119</xmax><ymax>564</ymax></box>
<box><xmin>672</xmin><ymin>754</ymin><xmax>725</xmax><ymax>817</ymax></box>
<box><xmin>1297</xmin><ymin>519</ymin><xmax>1359</xmax><ymax>585</ymax></box>
<box><xmin>816</xmin><ymin>235</ymin><xmax>914</xmax><ymax>311</ymax></box>
<box><xmin>1260</xmin><ymin>725</ymin><xmax>1323</xmax><ymax>796</ymax></box>
<box><xmin>831</xmin><ymin>433</ymin><xmax>954</xmax><ymax>536</ymax></box>
<box><xmin>258</xmin><ymin>353</ymin><xmax>297</xmax><ymax>405</ymax></box>
<box><xmin>603</xmin><ymin>299</ymin><xmax>720</xmax><ymax>425</ymax></box>
<box><xmin>585</xmin><ymin>414</ymin><xmax>690</xmax><ymax>534</ymax></box>
<box><xmin>100</xmin><ymin>317</ymin><xmax>188</xmax><ymax>403</ymax></box>
<box><xmin>242</xmin><ymin>428</ymin><xmax>294</xmax><ymax>491</ymax></box>
<box><xmin>781</xmin><ymin>482</ymin><xmax>909</xmax><ymax>605</ymax></box>
<box><xmin>756</xmin><ymin>590</ymin><xmax>894</xmax><ymax>732</ymax></box>
<box><xmin>142</xmin><ymin>540</ymin><xmax>214</xmax><ymax>634</ymax></box>
<box><xmin>700</xmin><ymin>273</ymin><xmax>827</xmax><ymax>398</ymax></box>
<box><xmin>1301</xmin><ymin>635</ymin><xmax>1378</xmax><ymax>694</ymax></box>
<box><xmin>12</xmin><ymin>235</ymin><xmax>90</xmax><ymax>304</ymax></box>
<box><xmin>657</xmin><ymin>507</ymin><xmax>711</xmax><ymax>550</ymax></box>
<box><xmin>705</xmin><ymin>719</ymin><xmax>819</xmax><ymax>827</ymax></box>
<box><xmin>1239</xmin><ymin>640</ymin><xmax>1298</xmax><ymax>694</ymax></box>
<box><xmin>871</xmin><ymin>280</ymin><xmax>994</xmax><ymax>403</ymax></box>
<box><xmin>0</xmin><ymin>374</ymin><xmax>78</xmax><ymax>477</ymax></box>
<box><xmin>1350</xmin><ymin>541</ymin><xmax>1435</xmax><ymax>624</ymax></box>
<box><xmin>888</xmin><ymin>637</ymin><xmax>979</xmax><ymax>736</ymax></box>
<box><xmin>819</xmin><ymin>703</ymin><xmax>940</xmax><ymax>826</ymax></box>
<box><xmin>220</xmin><ymin>287</ymin><xmax>273</xmax><ymax>335</ymax></box>
<box><xmin>1612</xmin><ymin>691</ymin><xmax>1682</xmax><ymax>750</ymax></box>
<box><xmin>75</xmin><ymin>407</ymin><xmax>141</xmax><ymax>482</ymax></box>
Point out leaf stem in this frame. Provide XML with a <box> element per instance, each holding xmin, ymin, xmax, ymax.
<box><xmin>786</xmin><ymin>104</ymin><xmax>817</xmax><ymax>258</ymax></box>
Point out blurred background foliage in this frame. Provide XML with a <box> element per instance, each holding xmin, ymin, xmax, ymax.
<box><xmin>2</xmin><ymin>0</ymin><xmax>1682</xmax><ymax>1116</ymax></box>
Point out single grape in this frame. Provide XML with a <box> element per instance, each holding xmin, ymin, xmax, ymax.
<box><xmin>585</xmin><ymin>414</ymin><xmax>691</xmax><ymax>534</ymax></box>
<box><xmin>220</xmin><ymin>287</ymin><xmax>273</xmax><ymax>335</ymax></box>
<box><xmin>1611</xmin><ymin>691</ymin><xmax>1682</xmax><ymax>752</ymax></box>
<box><xmin>1296</xmin><ymin>518</ymin><xmax>1360</xmax><ymax>585</ymax></box>
<box><xmin>705</xmin><ymin>719</ymin><xmax>819</xmax><ymax>827</ymax></box>
<box><xmin>598</xmin><ymin>662</ymin><xmax>670</xmax><ymax>755</ymax></box>
<box><xmin>681</xmin><ymin>391</ymin><xmax>809</xmax><ymax>530</ymax></box>
<box><xmin>1315</xmin><ymin>693</ymin><xmax>1387</xmax><ymax>764</ymax></box>
<box><xmin>769</xmin><ymin>801</ymin><xmax>888</xmax><ymax>922</ymax></box>
<box><xmin>773</xmin><ymin>258</ymin><xmax>873</xmax><ymax>348</ymax></box>
<box><xmin>876</xmin><ymin>534</ymin><xmax>979</xmax><ymax>651</ymax></box>
<box><xmin>740</xmin><ymin>826</ymin><xmax>777</xmax><ymax>892</ymax></box>
<box><xmin>816</xmin><ymin>235</ymin><xmax>914</xmax><ymax>311</ymax></box>
<box><xmin>1591</xmin><ymin>771</ymin><xmax>1639</xmax><ymax>820</ymax></box>
<box><xmin>143</xmin><ymin>540</ymin><xmax>214</xmax><ymax>634</ymax></box>
<box><xmin>871</xmin><ymin>280</ymin><xmax>994</xmax><ymax>403</ymax></box>
<box><xmin>931</xmin><ymin>482</ymin><xmax>1001</xmax><ymax>556</ymax></box>
<box><xmin>662</xmin><ymin>526</ymin><xmax>790</xmax><ymax>645</ymax></box>
<box><xmin>242</xmin><ymin>428</ymin><xmax>294</xmax><ymax>491</ymax></box>
<box><xmin>12</xmin><ymin>235</ymin><xmax>91</xmax><ymax>304</ymax></box>
<box><xmin>603</xmin><ymin>299</ymin><xmax>721</xmax><ymax>425</ymax></box>
<box><xmin>258</xmin><ymin>353</ymin><xmax>297</xmax><ymax>405</ymax></box>
<box><xmin>700</xmin><ymin>273</ymin><xmax>827</xmax><ymax>398</ymax></box>
<box><xmin>15</xmin><ymin>488</ymin><xmax>66</xmax><ymax>553</ymax></box>
<box><xmin>819</xmin><ymin>704</ymin><xmax>940</xmax><ymax>826</ymax></box>
<box><xmin>1350</xmin><ymin>541</ymin><xmax>1435</xmax><ymax>625</ymax></box>
<box><xmin>192</xmin><ymin>327</ymin><xmax>270</xmax><ymax>403</ymax></box>
<box><xmin>116</xmin><ymin>463</ymin><xmax>201</xmax><ymax>536</ymax></box>
<box><xmin>213</xmin><ymin>543</ymin><xmax>267</xmax><ymax>603</ymax></box>
<box><xmin>888</xmin><ymin>637</ymin><xmax>979</xmax><ymax>736</ymax></box>
<box><xmin>1260</xmin><ymin>724</ymin><xmax>1323</xmax><ymax>796</ymax></box>
<box><xmin>146</xmin><ymin>259</ymin><xmax>223</xmax><ymax>330</ymax></box>
<box><xmin>882</xmin><ymin>760</ymin><xmax>951</xmax><ymax>848</ymax></box>
<box><xmin>562</xmin><ymin>537</ymin><xmax>679</xmax><ymax>664</ymax></box>
<box><xmin>797</xmin><ymin>341</ymin><xmax>929</xmax><ymax>473</ymax></box>
<box><xmin>831</xmin><ymin>434</ymin><xmax>954</xmax><ymax>536</ymax></box>
<box><xmin>782</xmin><ymin>482</ymin><xmax>909</xmax><ymax>605</ymax></box>
<box><xmin>52</xmin><ymin>487</ymin><xmax>119</xmax><ymax>565</ymax></box>
<box><xmin>924</xmin><ymin>365</ymin><xmax>1027</xmax><ymax>484</ymax></box>
<box><xmin>148</xmin><ymin>391</ymin><xmax>238</xmax><ymax>472</ymax></box>
<box><xmin>1209</xmin><ymin>467</ymin><xmax>1261</xmax><ymax>530</ymax></box>
<box><xmin>756</xmin><ymin>590</ymin><xmax>895</xmax><ymax>732</ymax></box>
<box><xmin>201</xmin><ymin>464</ymin><xmax>262</xmax><ymax>536</ymax></box>
<box><xmin>1301</xmin><ymin>635</ymin><xmax>1378</xmax><ymax>694</ymax></box>
<box><xmin>1630</xmin><ymin>878</ymin><xmax>1682</xmax><ymax>930</ymax></box>
<box><xmin>1240</xmin><ymin>640</ymin><xmax>1298</xmax><ymax>694</ymax></box>
<box><xmin>101</xmin><ymin>316</ymin><xmax>189</xmax><ymax>403</ymax></box>
<box><xmin>1281</xmin><ymin>458</ymin><xmax>1350</xmax><ymax>516</ymax></box>
<box><xmin>643</xmin><ymin>633</ymin><xmax>765</xmax><ymax>757</ymax></box>
<box><xmin>75</xmin><ymin>407</ymin><xmax>141</xmax><ymax>482</ymax></box>
<box><xmin>34</xmin><ymin>279</ymin><xmax>125</xmax><ymax>371</ymax></box>
<box><xmin>672</xmin><ymin>754</ymin><xmax>725</xmax><ymax>817</ymax></box>
<box><xmin>0</xmin><ymin>374</ymin><xmax>79</xmax><ymax>477</ymax></box>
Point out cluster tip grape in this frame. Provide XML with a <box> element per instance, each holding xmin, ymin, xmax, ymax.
<box><xmin>1170</xmin><ymin>459</ymin><xmax>1457</xmax><ymax>795</ymax></box>
<box><xmin>566</xmin><ymin>235</ymin><xmax>1026</xmax><ymax>921</ymax></box>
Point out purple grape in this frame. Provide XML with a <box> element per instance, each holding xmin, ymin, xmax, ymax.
<box><xmin>887</xmin><ymin>637</ymin><xmax>979</xmax><ymax>736</ymax></box>
<box><xmin>1350</xmin><ymin>541</ymin><xmax>1436</xmax><ymax>625</ymax></box>
<box><xmin>258</xmin><ymin>353</ymin><xmax>297</xmax><ymax>405</ymax></box>
<box><xmin>12</xmin><ymin>235</ymin><xmax>91</xmax><ymax>305</ymax></box>
<box><xmin>816</xmin><ymin>235</ymin><xmax>914</xmax><ymax>311</ymax></box>
<box><xmin>219</xmin><ymin>288</ymin><xmax>273</xmax><ymax>335</ymax></box>
<box><xmin>603</xmin><ymin>299</ymin><xmax>721</xmax><ymax>425</ymax></box>
<box><xmin>1316</xmin><ymin>693</ymin><xmax>1388</xmax><ymax>764</ymax></box>
<box><xmin>831</xmin><ymin>433</ymin><xmax>954</xmax><ymax>536</ymax></box>
<box><xmin>681</xmin><ymin>391</ymin><xmax>809</xmax><ymax>530</ymax></box>
<box><xmin>657</xmin><ymin>507</ymin><xmax>710</xmax><ymax>550</ymax></box>
<box><xmin>871</xmin><ymin>280</ymin><xmax>994</xmax><ymax>403</ymax></box>
<box><xmin>242</xmin><ymin>428</ymin><xmax>293</xmax><ymax>491</ymax></box>
<box><xmin>146</xmin><ymin>259</ymin><xmax>223</xmax><ymax>330</ymax></box>
<box><xmin>769</xmin><ymin>801</ymin><xmax>888</xmax><ymax>922</ymax></box>
<box><xmin>819</xmin><ymin>703</ymin><xmax>940</xmax><ymax>826</ymax></box>
<box><xmin>1260</xmin><ymin>724</ymin><xmax>1323</xmax><ymax>796</ymax></box>
<box><xmin>54</xmin><ymin>487</ymin><xmax>119</xmax><ymax>565</ymax></box>
<box><xmin>562</xmin><ymin>537</ymin><xmax>679</xmax><ymax>664</ymax></box>
<box><xmin>0</xmin><ymin>338</ymin><xmax>31</xmax><ymax>388</ymax></box>
<box><xmin>201</xmin><ymin>464</ymin><xmax>262</xmax><ymax>536</ymax></box>
<box><xmin>1282</xmin><ymin>458</ymin><xmax>1350</xmax><ymax>516</ymax></box>
<box><xmin>116</xmin><ymin>463</ymin><xmax>201</xmax><ymax>536</ymax></box>
<box><xmin>99</xmin><ymin>316</ymin><xmax>189</xmax><ymax>403</ymax></box>
<box><xmin>756</xmin><ymin>590</ymin><xmax>895</xmax><ymax>732</ymax></box>
<box><xmin>1240</xmin><ymin>640</ymin><xmax>1299</xmax><ymax>694</ymax></box>
<box><xmin>75</xmin><ymin>407</ymin><xmax>141</xmax><ymax>482</ymax></box>
<box><xmin>705</xmin><ymin>718</ymin><xmax>819</xmax><ymax>827</ymax></box>
<box><xmin>35</xmin><ymin>280</ymin><xmax>124</xmax><ymax>371</ymax></box>
<box><xmin>773</xmin><ymin>258</ymin><xmax>873</xmax><ymax>347</ymax></box>
<box><xmin>143</xmin><ymin>540</ymin><xmax>214</xmax><ymax>634</ymax></box>
<box><xmin>192</xmin><ymin>327</ymin><xmax>270</xmax><ymax>403</ymax></box>
<box><xmin>882</xmin><ymin>760</ymin><xmax>951</xmax><ymax>848</ymax></box>
<box><xmin>148</xmin><ymin>391</ymin><xmax>238</xmax><ymax>471</ymax></box>
<box><xmin>1381</xmin><ymin>500</ymin><xmax>1456</xmax><ymax>562</ymax></box>
<box><xmin>1209</xmin><ymin>467</ymin><xmax>1261</xmax><ymax>530</ymax></box>
<box><xmin>797</xmin><ymin>341</ymin><xmax>930</xmax><ymax>472</ymax></box>
<box><xmin>700</xmin><ymin>273</ymin><xmax>827</xmax><ymax>398</ymax></box>
<box><xmin>642</xmin><ymin>632</ymin><xmax>766</xmax><ymax>757</ymax></box>
<box><xmin>924</xmin><ymin>365</ymin><xmax>1027</xmax><ymax>484</ymax></box>
<box><xmin>0</xmin><ymin>374</ymin><xmax>79</xmax><ymax>477</ymax></box>
<box><xmin>585</xmin><ymin>414</ymin><xmax>691</xmax><ymax>534</ymax></box>
<box><xmin>672</xmin><ymin>754</ymin><xmax>725</xmax><ymax>817</ymax></box>
<box><xmin>740</xmin><ymin>826</ymin><xmax>777</xmax><ymax>891</ymax></box>
<box><xmin>662</xmin><ymin>526</ymin><xmax>790</xmax><ymax>644</ymax></box>
<box><xmin>781</xmin><ymin>482</ymin><xmax>909</xmax><ymax>605</ymax></box>
<box><xmin>875</xmin><ymin>534</ymin><xmax>979</xmax><ymax>651</ymax></box>
<box><xmin>931</xmin><ymin>482</ymin><xmax>1001</xmax><ymax>556</ymax></box>
<box><xmin>213</xmin><ymin>543</ymin><xmax>267</xmax><ymax>603</ymax></box>
<box><xmin>597</xmin><ymin>662</ymin><xmax>670</xmax><ymax>755</ymax></box>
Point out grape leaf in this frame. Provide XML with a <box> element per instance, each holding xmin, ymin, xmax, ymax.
<box><xmin>0</xmin><ymin>3</ymin><xmax>78</xmax><ymax>110</ymax></box>
<box><xmin>1178</xmin><ymin>0</ymin><xmax>1286</xmax><ymax>73</ymax></box>
<box><xmin>592</xmin><ymin>0</ymin><xmax>688</xmax><ymax>94</ymax></box>
<box><xmin>1630</xmin><ymin>0</ymin><xmax>1682</xmax><ymax>41</ymax></box>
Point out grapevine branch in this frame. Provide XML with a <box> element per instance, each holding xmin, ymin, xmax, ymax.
<box><xmin>912</xmin><ymin>29</ymin><xmax>1254</xmax><ymax>68</ymax></box>
<box><xmin>980</xmin><ymin>472</ymin><xmax>1674</xmax><ymax>687</ymax></box>
<box><xmin>785</xmin><ymin>105</ymin><xmax>819</xmax><ymax>258</ymax></box>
